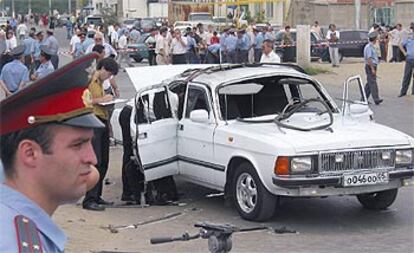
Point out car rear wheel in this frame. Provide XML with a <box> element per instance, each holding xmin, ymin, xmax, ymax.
<box><xmin>232</xmin><ymin>162</ymin><xmax>277</xmax><ymax>221</ymax></box>
<box><xmin>356</xmin><ymin>188</ymin><xmax>398</xmax><ymax>210</ymax></box>
<box><xmin>131</xmin><ymin>55</ymin><xmax>143</xmax><ymax>63</ymax></box>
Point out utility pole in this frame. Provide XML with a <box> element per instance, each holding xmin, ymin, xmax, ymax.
<box><xmin>355</xmin><ymin>0</ymin><xmax>360</xmax><ymax>29</ymax></box>
<box><xmin>12</xmin><ymin>0</ymin><xmax>15</xmax><ymax>18</ymax></box>
<box><xmin>69</xmin><ymin>0</ymin><xmax>72</xmax><ymax>14</ymax></box>
<box><xmin>49</xmin><ymin>0</ymin><xmax>52</xmax><ymax>16</ymax></box>
<box><xmin>367</xmin><ymin>0</ymin><xmax>373</xmax><ymax>29</ymax></box>
<box><xmin>29</xmin><ymin>0</ymin><xmax>32</xmax><ymax>15</ymax></box>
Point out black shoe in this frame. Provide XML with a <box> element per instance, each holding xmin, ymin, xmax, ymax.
<box><xmin>97</xmin><ymin>198</ymin><xmax>114</xmax><ymax>205</ymax></box>
<box><xmin>121</xmin><ymin>195</ymin><xmax>134</xmax><ymax>202</ymax></box>
<box><xmin>398</xmin><ymin>94</ymin><xmax>406</xmax><ymax>97</ymax></box>
<box><xmin>374</xmin><ymin>99</ymin><xmax>383</xmax><ymax>105</ymax></box>
<box><xmin>83</xmin><ymin>202</ymin><xmax>105</xmax><ymax>211</ymax></box>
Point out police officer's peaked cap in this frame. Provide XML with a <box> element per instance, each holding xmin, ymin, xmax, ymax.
<box><xmin>368</xmin><ymin>31</ymin><xmax>378</xmax><ymax>39</ymax></box>
<box><xmin>39</xmin><ymin>45</ymin><xmax>56</xmax><ymax>56</ymax></box>
<box><xmin>11</xmin><ymin>45</ymin><xmax>26</xmax><ymax>57</ymax></box>
<box><xmin>0</xmin><ymin>53</ymin><xmax>104</xmax><ymax>136</ymax></box>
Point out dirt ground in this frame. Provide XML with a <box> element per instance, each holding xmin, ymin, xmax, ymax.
<box><xmin>53</xmin><ymin>60</ymin><xmax>414</xmax><ymax>253</ymax></box>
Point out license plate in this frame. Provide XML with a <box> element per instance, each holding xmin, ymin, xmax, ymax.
<box><xmin>342</xmin><ymin>172</ymin><xmax>389</xmax><ymax>187</ymax></box>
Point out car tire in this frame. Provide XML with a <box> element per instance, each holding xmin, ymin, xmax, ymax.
<box><xmin>356</xmin><ymin>188</ymin><xmax>398</xmax><ymax>210</ymax></box>
<box><xmin>232</xmin><ymin>162</ymin><xmax>277</xmax><ymax>221</ymax></box>
<box><xmin>131</xmin><ymin>55</ymin><xmax>143</xmax><ymax>63</ymax></box>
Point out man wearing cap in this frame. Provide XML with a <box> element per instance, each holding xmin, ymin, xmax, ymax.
<box><xmin>43</xmin><ymin>29</ymin><xmax>60</xmax><ymax>69</ymax></box>
<box><xmin>22</xmin><ymin>32</ymin><xmax>36</xmax><ymax>70</ymax></box>
<box><xmin>0</xmin><ymin>45</ymin><xmax>29</xmax><ymax>97</ymax></box>
<box><xmin>82</xmin><ymin>57</ymin><xmax>119</xmax><ymax>211</ymax></box>
<box><xmin>236</xmin><ymin>29</ymin><xmax>250</xmax><ymax>64</ymax></box>
<box><xmin>0</xmin><ymin>54</ymin><xmax>102</xmax><ymax>252</ymax></box>
<box><xmin>398</xmin><ymin>22</ymin><xmax>414</xmax><ymax>97</ymax></box>
<box><xmin>364</xmin><ymin>31</ymin><xmax>383</xmax><ymax>105</ymax></box>
<box><xmin>30</xmin><ymin>45</ymin><xmax>55</xmax><ymax>81</ymax></box>
<box><xmin>33</xmin><ymin>31</ymin><xmax>46</xmax><ymax>71</ymax></box>
<box><xmin>225</xmin><ymin>29</ymin><xmax>238</xmax><ymax>63</ymax></box>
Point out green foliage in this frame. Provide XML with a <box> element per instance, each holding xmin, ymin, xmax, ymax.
<box><xmin>303</xmin><ymin>66</ymin><xmax>330</xmax><ymax>76</ymax></box>
<box><xmin>3</xmin><ymin>0</ymin><xmax>74</xmax><ymax>15</ymax></box>
<box><xmin>254</xmin><ymin>10</ymin><xmax>266</xmax><ymax>24</ymax></box>
<box><xmin>99</xmin><ymin>6</ymin><xmax>118</xmax><ymax>28</ymax></box>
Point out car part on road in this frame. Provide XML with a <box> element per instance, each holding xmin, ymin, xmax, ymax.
<box><xmin>356</xmin><ymin>188</ymin><xmax>398</xmax><ymax>210</ymax></box>
<box><xmin>101</xmin><ymin>212</ymin><xmax>182</xmax><ymax>233</ymax></box>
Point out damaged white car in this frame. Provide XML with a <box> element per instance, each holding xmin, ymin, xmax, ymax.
<box><xmin>112</xmin><ymin>64</ymin><xmax>414</xmax><ymax>221</ymax></box>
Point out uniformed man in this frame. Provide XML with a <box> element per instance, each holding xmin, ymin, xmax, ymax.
<box><xmin>253</xmin><ymin>28</ymin><xmax>264</xmax><ymax>63</ymax></box>
<box><xmin>236</xmin><ymin>29</ymin><xmax>250</xmax><ymax>63</ymax></box>
<box><xmin>364</xmin><ymin>31</ymin><xmax>383</xmax><ymax>105</ymax></box>
<box><xmin>30</xmin><ymin>45</ymin><xmax>55</xmax><ymax>81</ymax></box>
<box><xmin>22</xmin><ymin>32</ymin><xmax>36</xmax><ymax>70</ymax></box>
<box><xmin>43</xmin><ymin>29</ymin><xmax>60</xmax><ymax>69</ymax></box>
<box><xmin>225</xmin><ymin>29</ymin><xmax>238</xmax><ymax>63</ymax></box>
<box><xmin>0</xmin><ymin>54</ymin><xmax>102</xmax><ymax>252</ymax></box>
<box><xmin>0</xmin><ymin>45</ymin><xmax>29</xmax><ymax>97</ymax></box>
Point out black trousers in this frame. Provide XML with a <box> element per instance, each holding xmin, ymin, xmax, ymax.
<box><xmin>391</xmin><ymin>46</ymin><xmax>401</xmax><ymax>62</ymax></box>
<box><xmin>83</xmin><ymin>118</ymin><xmax>110</xmax><ymax>205</ymax></box>
<box><xmin>51</xmin><ymin>54</ymin><xmax>59</xmax><ymax>69</ymax></box>
<box><xmin>172</xmin><ymin>54</ymin><xmax>187</xmax><ymax>64</ymax></box>
<box><xmin>148</xmin><ymin>51</ymin><xmax>156</xmax><ymax>66</ymax></box>
<box><xmin>399</xmin><ymin>58</ymin><xmax>414</xmax><ymax>96</ymax></box>
<box><xmin>364</xmin><ymin>65</ymin><xmax>381</xmax><ymax>102</ymax></box>
<box><xmin>119</xmin><ymin>106</ymin><xmax>134</xmax><ymax>197</ymax></box>
<box><xmin>254</xmin><ymin>48</ymin><xmax>262</xmax><ymax>63</ymax></box>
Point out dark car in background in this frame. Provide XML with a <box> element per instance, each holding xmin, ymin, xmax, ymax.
<box><xmin>128</xmin><ymin>33</ymin><xmax>150</xmax><ymax>63</ymax></box>
<box><xmin>336</xmin><ymin>30</ymin><xmax>369</xmax><ymax>61</ymax></box>
<box><xmin>275</xmin><ymin>29</ymin><xmax>327</xmax><ymax>61</ymax></box>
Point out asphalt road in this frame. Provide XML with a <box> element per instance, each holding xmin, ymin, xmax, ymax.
<box><xmin>50</xmin><ymin>27</ymin><xmax>414</xmax><ymax>253</ymax></box>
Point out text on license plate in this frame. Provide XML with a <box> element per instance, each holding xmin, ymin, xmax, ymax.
<box><xmin>343</xmin><ymin>172</ymin><xmax>389</xmax><ymax>187</ymax></box>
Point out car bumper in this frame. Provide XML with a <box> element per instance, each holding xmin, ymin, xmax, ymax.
<box><xmin>271</xmin><ymin>167</ymin><xmax>414</xmax><ymax>196</ymax></box>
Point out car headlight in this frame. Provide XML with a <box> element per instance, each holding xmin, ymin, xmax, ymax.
<box><xmin>291</xmin><ymin>157</ymin><xmax>313</xmax><ymax>173</ymax></box>
<box><xmin>395</xmin><ymin>149</ymin><xmax>413</xmax><ymax>165</ymax></box>
<box><xmin>274</xmin><ymin>156</ymin><xmax>314</xmax><ymax>175</ymax></box>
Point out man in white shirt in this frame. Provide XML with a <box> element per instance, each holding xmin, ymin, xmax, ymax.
<box><xmin>16</xmin><ymin>21</ymin><xmax>28</xmax><ymax>41</ymax></box>
<box><xmin>389</xmin><ymin>24</ymin><xmax>403</xmax><ymax>62</ymax></box>
<box><xmin>326</xmin><ymin>24</ymin><xmax>340</xmax><ymax>67</ymax></box>
<box><xmin>85</xmin><ymin>32</ymin><xmax>117</xmax><ymax>58</ymax></box>
<box><xmin>110</xmin><ymin>24</ymin><xmax>119</xmax><ymax>48</ymax></box>
<box><xmin>155</xmin><ymin>27</ymin><xmax>169</xmax><ymax>65</ymax></box>
<box><xmin>170</xmin><ymin>29</ymin><xmax>188</xmax><ymax>64</ymax></box>
<box><xmin>118</xmin><ymin>30</ymin><xmax>132</xmax><ymax>69</ymax></box>
<box><xmin>260</xmin><ymin>40</ymin><xmax>280</xmax><ymax>63</ymax></box>
<box><xmin>69</xmin><ymin>29</ymin><xmax>81</xmax><ymax>59</ymax></box>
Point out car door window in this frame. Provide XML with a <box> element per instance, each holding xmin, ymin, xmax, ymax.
<box><xmin>135</xmin><ymin>88</ymin><xmax>172</xmax><ymax>124</ymax></box>
<box><xmin>185</xmin><ymin>86</ymin><xmax>210</xmax><ymax>118</ymax></box>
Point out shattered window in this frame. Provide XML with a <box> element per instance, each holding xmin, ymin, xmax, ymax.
<box><xmin>185</xmin><ymin>86</ymin><xmax>210</xmax><ymax>118</ymax></box>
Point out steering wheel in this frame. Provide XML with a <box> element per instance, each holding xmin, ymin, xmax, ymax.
<box><xmin>274</xmin><ymin>98</ymin><xmax>334</xmax><ymax>131</ymax></box>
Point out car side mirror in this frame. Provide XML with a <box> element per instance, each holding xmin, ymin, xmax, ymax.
<box><xmin>190</xmin><ymin>109</ymin><xmax>209</xmax><ymax>123</ymax></box>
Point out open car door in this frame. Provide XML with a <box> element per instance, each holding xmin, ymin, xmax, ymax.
<box><xmin>342</xmin><ymin>75</ymin><xmax>373</xmax><ymax>121</ymax></box>
<box><xmin>131</xmin><ymin>85</ymin><xmax>179</xmax><ymax>181</ymax></box>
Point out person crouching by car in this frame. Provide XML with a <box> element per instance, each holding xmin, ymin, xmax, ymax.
<box><xmin>82</xmin><ymin>57</ymin><xmax>119</xmax><ymax>211</ymax></box>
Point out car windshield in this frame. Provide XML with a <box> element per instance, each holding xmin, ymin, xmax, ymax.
<box><xmin>218</xmin><ymin>76</ymin><xmax>336</xmax><ymax>121</ymax></box>
<box><xmin>141</xmin><ymin>19</ymin><xmax>155</xmax><ymax>28</ymax></box>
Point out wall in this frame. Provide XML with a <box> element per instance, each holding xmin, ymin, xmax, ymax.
<box><xmin>395</xmin><ymin>0</ymin><xmax>414</xmax><ymax>26</ymax></box>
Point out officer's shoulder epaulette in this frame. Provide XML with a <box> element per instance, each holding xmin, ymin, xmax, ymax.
<box><xmin>14</xmin><ymin>215</ymin><xmax>44</xmax><ymax>253</ymax></box>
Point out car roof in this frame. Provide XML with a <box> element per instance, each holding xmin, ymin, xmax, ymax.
<box><xmin>126</xmin><ymin>64</ymin><xmax>306</xmax><ymax>92</ymax></box>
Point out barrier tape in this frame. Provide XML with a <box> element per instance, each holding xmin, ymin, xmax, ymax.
<box><xmin>58</xmin><ymin>38</ymin><xmax>380</xmax><ymax>56</ymax></box>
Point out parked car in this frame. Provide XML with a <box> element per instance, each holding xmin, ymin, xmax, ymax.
<box><xmin>335</xmin><ymin>29</ymin><xmax>369</xmax><ymax>62</ymax></box>
<box><xmin>123</xmin><ymin>18</ymin><xmax>137</xmax><ymax>30</ymax></box>
<box><xmin>128</xmin><ymin>33</ymin><xmax>150</xmax><ymax>63</ymax></box>
<box><xmin>275</xmin><ymin>29</ymin><xmax>327</xmax><ymax>61</ymax></box>
<box><xmin>134</xmin><ymin>18</ymin><xmax>157</xmax><ymax>33</ymax></box>
<box><xmin>111</xmin><ymin>64</ymin><xmax>414</xmax><ymax>221</ymax></box>
<box><xmin>84</xmin><ymin>15</ymin><xmax>103</xmax><ymax>28</ymax></box>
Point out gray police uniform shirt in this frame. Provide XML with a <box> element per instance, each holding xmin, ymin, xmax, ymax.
<box><xmin>0</xmin><ymin>60</ymin><xmax>29</xmax><ymax>92</ymax></box>
<box><xmin>44</xmin><ymin>35</ymin><xmax>59</xmax><ymax>54</ymax></box>
<box><xmin>364</xmin><ymin>43</ymin><xmax>379</xmax><ymax>66</ymax></box>
<box><xmin>35</xmin><ymin>60</ymin><xmax>55</xmax><ymax>79</ymax></box>
<box><xmin>0</xmin><ymin>184</ymin><xmax>67</xmax><ymax>252</ymax></box>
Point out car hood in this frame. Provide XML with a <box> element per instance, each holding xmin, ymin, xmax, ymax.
<box><xmin>230</xmin><ymin>121</ymin><xmax>412</xmax><ymax>153</ymax></box>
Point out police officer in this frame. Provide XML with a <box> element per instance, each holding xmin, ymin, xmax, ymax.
<box><xmin>30</xmin><ymin>45</ymin><xmax>55</xmax><ymax>81</ymax></box>
<box><xmin>225</xmin><ymin>29</ymin><xmax>238</xmax><ymax>64</ymax></box>
<box><xmin>22</xmin><ymin>31</ymin><xmax>36</xmax><ymax>71</ymax></box>
<box><xmin>253</xmin><ymin>28</ymin><xmax>264</xmax><ymax>63</ymax></box>
<box><xmin>0</xmin><ymin>54</ymin><xmax>102</xmax><ymax>252</ymax></box>
<box><xmin>0</xmin><ymin>45</ymin><xmax>29</xmax><ymax>97</ymax></box>
<box><xmin>236</xmin><ymin>29</ymin><xmax>250</xmax><ymax>63</ymax></box>
<box><xmin>364</xmin><ymin>31</ymin><xmax>383</xmax><ymax>105</ymax></box>
<box><xmin>43</xmin><ymin>29</ymin><xmax>60</xmax><ymax>69</ymax></box>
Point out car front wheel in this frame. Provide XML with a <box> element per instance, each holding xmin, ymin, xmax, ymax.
<box><xmin>232</xmin><ymin>162</ymin><xmax>277</xmax><ymax>221</ymax></box>
<box><xmin>356</xmin><ymin>188</ymin><xmax>398</xmax><ymax>210</ymax></box>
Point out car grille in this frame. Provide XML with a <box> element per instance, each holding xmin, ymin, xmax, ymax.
<box><xmin>319</xmin><ymin>149</ymin><xmax>395</xmax><ymax>173</ymax></box>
